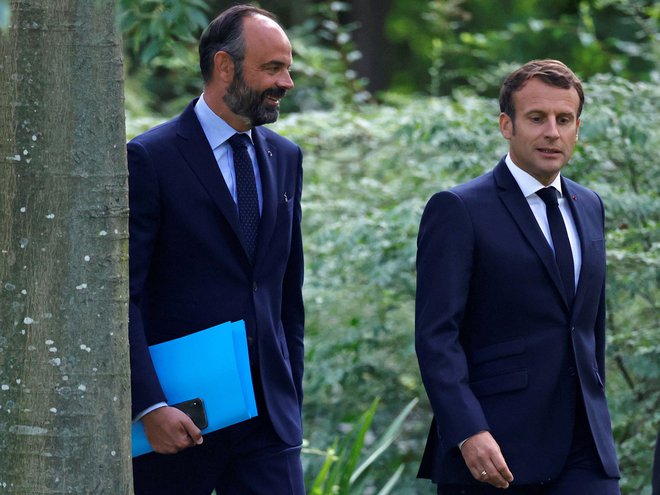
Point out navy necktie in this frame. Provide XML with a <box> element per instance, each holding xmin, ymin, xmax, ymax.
<box><xmin>536</xmin><ymin>187</ymin><xmax>575</xmax><ymax>306</ymax></box>
<box><xmin>228</xmin><ymin>133</ymin><xmax>259</xmax><ymax>262</ymax></box>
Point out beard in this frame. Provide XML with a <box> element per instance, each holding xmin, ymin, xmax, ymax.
<box><xmin>223</xmin><ymin>63</ymin><xmax>287</xmax><ymax>127</ymax></box>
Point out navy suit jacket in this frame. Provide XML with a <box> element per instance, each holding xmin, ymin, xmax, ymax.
<box><xmin>128</xmin><ymin>99</ymin><xmax>304</xmax><ymax>447</ymax></box>
<box><xmin>415</xmin><ymin>159</ymin><xmax>619</xmax><ymax>485</ymax></box>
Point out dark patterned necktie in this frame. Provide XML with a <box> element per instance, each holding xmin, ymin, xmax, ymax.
<box><xmin>228</xmin><ymin>133</ymin><xmax>259</xmax><ymax>262</ymax></box>
<box><xmin>537</xmin><ymin>187</ymin><xmax>575</xmax><ymax>306</ymax></box>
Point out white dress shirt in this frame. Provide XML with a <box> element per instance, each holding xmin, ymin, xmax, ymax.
<box><xmin>505</xmin><ymin>154</ymin><xmax>582</xmax><ymax>289</ymax></box>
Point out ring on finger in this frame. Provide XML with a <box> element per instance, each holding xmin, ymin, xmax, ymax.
<box><xmin>480</xmin><ymin>470</ymin><xmax>488</xmax><ymax>478</ymax></box>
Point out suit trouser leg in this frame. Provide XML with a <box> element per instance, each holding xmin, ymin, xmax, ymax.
<box><xmin>545</xmin><ymin>394</ymin><xmax>620</xmax><ymax>495</ymax></box>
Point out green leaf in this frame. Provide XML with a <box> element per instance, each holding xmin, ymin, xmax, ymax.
<box><xmin>140</xmin><ymin>39</ymin><xmax>161</xmax><ymax>64</ymax></box>
<box><xmin>350</xmin><ymin>397</ymin><xmax>418</xmax><ymax>483</ymax></box>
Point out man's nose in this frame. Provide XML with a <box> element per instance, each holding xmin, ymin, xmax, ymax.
<box><xmin>278</xmin><ymin>70</ymin><xmax>294</xmax><ymax>90</ymax></box>
<box><xmin>544</xmin><ymin>118</ymin><xmax>560</xmax><ymax>139</ymax></box>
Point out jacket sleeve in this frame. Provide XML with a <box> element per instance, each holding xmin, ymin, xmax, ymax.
<box><xmin>594</xmin><ymin>192</ymin><xmax>607</xmax><ymax>383</ymax></box>
<box><xmin>281</xmin><ymin>147</ymin><xmax>305</xmax><ymax>411</ymax></box>
<box><xmin>415</xmin><ymin>190</ymin><xmax>489</xmax><ymax>447</ymax></box>
<box><xmin>127</xmin><ymin>139</ymin><xmax>167</xmax><ymax>418</ymax></box>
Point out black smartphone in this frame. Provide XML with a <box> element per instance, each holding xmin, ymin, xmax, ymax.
<box><xmin>172</xmin><ymin>397</ymin><xmax>208</xmax><ymax>430</ymax></box>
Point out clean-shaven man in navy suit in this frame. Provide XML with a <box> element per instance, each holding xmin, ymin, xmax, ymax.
<box><xmin>415</xmin><ymin>60</ymin><xmax>620</xmax><ymax>494</ymax></box>
<box><xmin>128</xmin><ymin>5</ymin><xmax>305</xmax><ymax>494</ymax></box>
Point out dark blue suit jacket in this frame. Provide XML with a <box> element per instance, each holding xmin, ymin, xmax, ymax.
<box><xmin>415</xmin><ymin>159</ymin><xmax>619</xmax><ymax>485</ymax></box>
<box><xmin>128</xmin><ymin>99</ymin><xmax>304</xmax><ymax>447</ymax></box>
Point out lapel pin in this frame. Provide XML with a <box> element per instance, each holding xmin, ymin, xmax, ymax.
<box><xmin>572</xmin><ymin>194</ymin><xmax>577</xmax><ymax>201</ymax></box>
<box><xmin>267</xmin><ymin>150</ymin><xmax>273</xmax><ymax>157</ymax></box>
<box><xmin>284</xmin><ymin>192</ymin><xmax>289</xmax><ymax>202</ymax></box>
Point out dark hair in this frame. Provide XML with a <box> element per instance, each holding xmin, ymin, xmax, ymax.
<box><xmin>499</xmin><ymin>59</ymin><xmax>584</xmax><ymax>122</ymax></box>
<box><xmin>198</xmin><ymin>5</ymin><xmax>277</xmax><ymax>84</ymax></box>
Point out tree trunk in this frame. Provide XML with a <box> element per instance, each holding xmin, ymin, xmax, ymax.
<box><xmin>0</xmin><ymin>1</ymin><xmax>132</xmax><ymax>493</ymax></box>
<box><xmin>345</xmin><ymin>0</ymin><xmax>393</xmax><ymax>93</ymax></box>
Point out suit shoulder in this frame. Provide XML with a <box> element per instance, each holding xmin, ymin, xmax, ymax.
<box><xmin>562</xmin><ymin>177</ymin><xmax>603</xmax><ymax>209</ymax></box>
<box><xmin>258</xmin><ymin>125</ymin><xmax>301</xmax><ymax>154</ymax></box>
<box><xmin>432</xmin><ymin>169</ymin><xmax>495</xmax><ymax>204</ymax></box>
<box><xmin>128</xmin><ymin>115</ymin><xmax>180</xmax><ymax>149</ymax></box>
<box><xmin>563</xmin><ymin>177</ymin><xmax>599</xmax><ymax>198</ymax></box>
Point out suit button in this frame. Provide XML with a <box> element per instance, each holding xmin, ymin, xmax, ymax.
<box><xmin>568</xmin><ymin>366</ymin><xmax>576</xmax><ymax>376</ymax></box>
<box><xmin>570</xmin><ymin>325</ymin><xmax>575</xmax><ymax>332</ymax></box>
<box><xmin>247</xmin><ymin>337</ymin><xmax>254</xmax><ymax>345</ymax></box>
<box><xmin>253</xmin><ymin>282</ymin><xmax>258</xmax><ymax>292</ymax></box>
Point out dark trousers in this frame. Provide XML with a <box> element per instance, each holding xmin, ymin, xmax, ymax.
<box><xmin>438</xmin><ymin>399</ymin><xmax>620</xmax><ymax>495</ymax></box>
<box><xmin>132</xmin><ymin>371</ymin><xmax>305</xmax><ymax>495</ymax></box>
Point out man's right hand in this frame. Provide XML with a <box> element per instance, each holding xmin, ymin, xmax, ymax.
<box><xmin>460</xmin><ymin>431</ymin><xmax>514</xmax><ymax>489</ymax></box>
<box><xmin>142</xmin><ymin>406</ymin><xmax>203</xmax><ymax>454</ymax></box>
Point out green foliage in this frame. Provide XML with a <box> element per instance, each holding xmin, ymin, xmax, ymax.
<box><xmin>574</xmin><ymin>76</ymin><xmax>659</xmax><ymax>492</ymax></box>
<box><xmin>286</xmin><ymin>1</ymin><xmax>371</xmax><ymax>113</ymax></box>
<box><xmin>120</xmin><ymin>0</ymin><xmax>207</xmax><ymax>67</ymax></box>
<box><xmin>119</xmin><ymin>0</ymin><xmax>208</xmax><ymax>114</ymax></box>
<box><xmin>306</xmin><ymin>398</ymin><xmax>417</xmax><ymax>495</ymax></box>
<box><xmin>385</xmin><ymin>0</ymin><xmax>659</xmax><ymax>97</ymax></box>
<box><xmin>267</xmin><ymin>75</ymin><xmax>659</xmax><ymax>494</ymax></box>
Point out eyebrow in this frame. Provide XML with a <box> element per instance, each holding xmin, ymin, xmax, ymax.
<box><xmin>525</xmin><ymin>110</ymin><xmax>576</xmax><ymax>117</ymax></box>
<box><xmin>261</xmin><ymin>60</ymin><xmax>291</xmax><ymax>68</ymax></box>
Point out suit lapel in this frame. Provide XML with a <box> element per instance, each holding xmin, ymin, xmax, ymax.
<box><xmin>174</xmin><ymin>99</ymin><xmax>244</xmax><ymax>247</ymax></box>
<box><xmin>562</xmin><ymin>178</ymin><xmax>595</xmax><ymax>314</ymax></box>
<box><xmin>494</xmin><ymin>161</ymin><xmax>571</xmax><ymax>309</ymax></box>
<box><xmin>252</xmin><ymin>127</ymin><xmax>278</xmax><ymax>267</ymax></box>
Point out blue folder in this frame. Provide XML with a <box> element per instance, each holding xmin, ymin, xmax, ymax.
<box><xmin>132</xmin><ymin>320</ymin><xmax>258</xmax><ymax>457</ymax></box>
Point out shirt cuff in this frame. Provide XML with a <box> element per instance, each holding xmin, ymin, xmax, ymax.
<box><xmin>133</xmin><ymin>402</ymin><xmax>168</xmax><ymax>423</ymax></box>
<box><xmin>458</xmin><ymin>430</ymin><xmax>487</xmax><ymax>450</ymax></box>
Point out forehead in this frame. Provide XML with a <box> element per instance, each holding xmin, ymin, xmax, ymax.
<box><xmin>513</xmin><ymin>77</ymin><xmax>580</xmax><ymax>115</ymax></box>
<box><xmin>242</xmin><ymin>15</ymin><xmax>292</xmax><ymax>64</ymax></box>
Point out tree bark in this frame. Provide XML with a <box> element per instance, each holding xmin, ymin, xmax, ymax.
<box><xmin>0</xmin><ymin>1</ymin><xmax>132</xmax><ymax>493</ymax></box>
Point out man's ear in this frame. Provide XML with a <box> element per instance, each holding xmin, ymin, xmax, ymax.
<box><xmin>213</xmin><ymin>51</ymin><xmax>235</xmax><ymax>84</ymax></box>
<box><xmin>499</xmin><ymin>112</ymin><xmax>513</xmax><ymax>139</ymax></box>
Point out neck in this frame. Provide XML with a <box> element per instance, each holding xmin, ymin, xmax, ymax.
<box><xmin>202</xmin><ymin>89</ymin><xmax>252</xmax><ymax>132</ymax></box>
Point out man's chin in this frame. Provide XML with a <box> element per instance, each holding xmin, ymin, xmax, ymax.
<box><xmin>252</xmin><ymin>110</ymin><xmax>280</xmax><ymax>126</ymax></box>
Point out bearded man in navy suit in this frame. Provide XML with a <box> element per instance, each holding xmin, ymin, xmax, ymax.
<box><xmin>128</xmin><ymin>5</ymin><xmax>305</xmax><ymax>494</ymax></box>
<box><xmin>415</xmin><ymin>60</ymin><xmax>620</xmax><ymax>494</ymax></box>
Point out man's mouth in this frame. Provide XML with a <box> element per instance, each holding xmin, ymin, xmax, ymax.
<box><xmin>537</xmin><ymin>147</ymin><xmax>561</xmax><ymax>155</ymax></box>
<box><xmin>263</xmin><ymin>88</ymin><xmax>287</xmax><ymax>106</ymax></box>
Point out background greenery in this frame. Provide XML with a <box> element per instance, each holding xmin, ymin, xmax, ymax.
<box><xmin>122</xmin><ymin>1</ymin><xmax>659</xmax><ymax>493</ymax></box>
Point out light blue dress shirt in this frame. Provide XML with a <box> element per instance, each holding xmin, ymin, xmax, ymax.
<box><xmin>194</xmin><ymin>94</ymin><xmax>263</xmax><ymax>213</ymax></box>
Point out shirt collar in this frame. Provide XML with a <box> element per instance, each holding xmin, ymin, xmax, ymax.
<box><xmin>505</xmin><ymin>153</ymin><xmax>563</xmax><ymax>199</ymax></box>
<box><xmin>194</xmin><ymin>94</ymin><xmax>252</xmax><ymax>149</ymax></box>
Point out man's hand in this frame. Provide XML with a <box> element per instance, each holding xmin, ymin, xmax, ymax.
<box><xmin>142</xmin><ymin>406</ymin><xmax>203</xmax><ymax>454</ymax></box>
<box><xmin>460</xmin><ymin>431</ymin><xmax>514</xmax><ymax>489</ymax></box>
